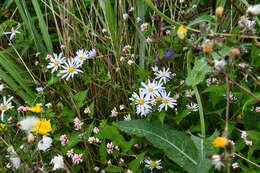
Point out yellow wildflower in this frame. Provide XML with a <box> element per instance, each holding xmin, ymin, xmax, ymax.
<box><xmin>177</xmin><ymin>25</ymin><xmax>187</xmax><ymax>40</ymax></box>
<box><xmin>31</xmin><ymin>119</ymin><xmax>52</xmax><ymax>135</ymax></box>
<box><xmin>212</xmin><ymin>137</ymin><xmax>228</xmax><ymax>148</ymax></box>
<box><xmin>0</xmin><ymin>123</ymin><xmax>6</xmax><ymax>131</ymax></box>
<box><xmin>28</xmin><ymin>104</ymin><xmax>42</xmax><ymax>113</ymax></box>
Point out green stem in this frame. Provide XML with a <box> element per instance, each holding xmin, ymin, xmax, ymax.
<box><xmin>193</xmin><ymin>86</ymin><xmax>206</xmax><ymax>138</ymax></box>
<box><xmin>186</xmin><ymin>51</ymin><xmax>206</xmax><ymax>138</ymax></box>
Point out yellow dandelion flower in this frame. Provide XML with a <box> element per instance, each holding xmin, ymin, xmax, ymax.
<box><xmin>28</xmin><ymin>104</ymin><xmax>42</xmax><ymax>113</ymax></box>
<box><xmin>31</xmin><ymin>119</ymin><xmax>52</xmax><ymax>135</ymax></box>
<box><xmin>212</xmin><ymin>137</ymin><xmax>228</xmax><ymax>148</ymax></box>
<box><xmin>0</xmin><ymin>123</ymin><xmax>6</xmax><ymax>131</ymax></box>
<box><xmin>177</xmin><ymin>25</ymin><xmax>187</xmax><ymax>40</ymax></box>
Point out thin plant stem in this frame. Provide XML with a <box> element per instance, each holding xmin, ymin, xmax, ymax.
<box><xmin>228</xmin><ymin>77</ymin><xmax>260</xmax><ymax>102</ymax></box>
<box><xmin>235</xmin><ymin>153</ymin><xmax>260</xmax><ymax>169</ymax></box>
<box><xmin>193</xmin><ymin>86</ymin><xmax>206</xmax><ymax>138</ymax></box>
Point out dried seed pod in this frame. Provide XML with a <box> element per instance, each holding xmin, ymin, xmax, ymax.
<box><xmin>215</xmin><ymin>7</ymin><xmax>224</xmax><ymax>18</ymax></box>
<box><xmin>203</xmin><ymin>42</ymin><xmax>214</xmax><ymax>53</ymax></box>
<box><xmin>228</xmin><ymin>48</ymin><xmax>240</xmax><ymax>58</ymax></box>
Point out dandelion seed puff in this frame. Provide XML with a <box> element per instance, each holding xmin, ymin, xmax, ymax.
<box><xmin>247</xmin><ymin>4</ymin><xmax>260</xmax><ymax>16</ymax></box>
<box><xmin>19</xmin><ymin>116</ymin><xmax>39</xmax><ymax>131</ymax></box>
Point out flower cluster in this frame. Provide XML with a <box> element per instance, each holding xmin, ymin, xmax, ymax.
<box><xmin>106</xmin><ymin>142</ymin><xmax>120</xmax><ymax>154</ymax></box>
<box><xmin>241</xmin><ymin>131</ymin><xmax>253</xmax><ymax>147</ymax></box>
<box><xmin>46</xmin><ymin>49</ymin><xmax>96</xmax><ymax>80</ymax></box>
<box><xmin>67</xmin><ymin>149</ymin><xmax>83</xmax><ymax>164</ymax></box>
<box><xmin>130</xmin><ymin>68</ymin><xmax>177</xmax><ymax>116</ymax></box>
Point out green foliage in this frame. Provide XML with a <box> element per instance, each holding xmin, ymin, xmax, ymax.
<box><xmin>186</xmin><ymin>58</ymin><xmax>212</xmax><ymax>87</ymax></box>
<box><xmin>116</xmin><ymin>120</ymin><xmax>199</xmax><ymax>173</ymax></box>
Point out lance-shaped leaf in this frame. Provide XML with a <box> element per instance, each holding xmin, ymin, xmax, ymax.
<box><xmin>116</xmin><ymin>120</ymin><xmax>198</xmax><ymax>173</ymax></box>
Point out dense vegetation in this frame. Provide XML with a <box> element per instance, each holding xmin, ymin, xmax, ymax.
<box><xmin>0</xmin><ymin>0</ymin><xmax>260</xmax><ymax>172</ymax></box>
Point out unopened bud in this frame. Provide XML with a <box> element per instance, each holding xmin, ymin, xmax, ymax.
<box><xmin>228</xmin><ymin>48</ymin><xmax>240</xmax><ymax>58</ymax></box>
<box><xmin>215</xmin><ymin>7</ymin><xmax>224</xmax><ymax>18</ymax></box>
<box><xmin>27</xmin><ymin>133</ymin><xmax>35</xmax><ymax>143</ymax></box>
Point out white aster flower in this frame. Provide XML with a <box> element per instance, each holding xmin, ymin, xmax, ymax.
<box><xmin>87</xmin><ymin>49</ymin><xmax>96</xmax><ymax>59</ymax></box>
<box><xmin>151</xmin><ymin>65</ymin><xmax>159</xmax><ymax>72</ymax></box>
<box><xmin>19</xmin><ymin>116</ymin><xmax>39</xmax><ymax>131</ymax></box>
<box><xmin>2</xmin><ymin>26</ymin><xmax>21</xmax><ymax>40</ymax></box>
<box><xmin>154</xmin><ymin>67</ymin><xmax>172</xmax><ymax>83</ymax></box>
<box><xmin>38</xmin><ymin>135</ymin><xmax>53</xmax><ymax>151</ymax></box>
<box><xmin>75</xmin><ymin>49</ymin><xmax>89</xmax><ymax>64</ymax></box>
<box><xmin>59</xmin><ymin>58</ymin><xmax>83</xmax><ymax>80</ymax></box>
<box><xmin>144</xmin><ymin>159</ymin><xmax>162</xmax><ymax>170</ymax></box>
<box><xmin>47</xmin><ymin>53</ymin><xmax>66</xmax><ymax>73</ymax></box>
<box><xmin>140</xmin><ymin>79</ymin><xmax>165</xmax><ymax>99</ymax></box>
<box><xmin>124</xmin><ymin>114</ymin><xmax>131</xmax><ymax>120</ymax></box>
<box><xmin>131</xmin><ymin>91</ymin><xmax>151</xmax><ymax>116</ymax></box>
<box><xmin>158</xmin><ymin>91</ymin><xmax>177</xmax><ymax>111</ymax></box>
<box><xmin>224</xmin><ymin>93</ymin><xmax>237</xmax><ymax>102</ymax></box>
<box><xmin>186</xmin><ymin>103</ymin><xmax>199</xmax><ymax>112</ymax></box>
<box><xmin>185</xmin><ymin>89</ymin><xmax>194</xmax><ymax>98</ymax></box>
<box><xmin>0</xmin><ymin>96</ymin><xmax>14</xmax><ymax>121</ymax></box>
<box><xmin>50</xmin><ymin>155</ymin><xmax>65</xmax><ymax>170</ymax></box>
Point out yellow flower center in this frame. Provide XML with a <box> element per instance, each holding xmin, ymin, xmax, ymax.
<box><xmin>0</xmin><ymin>105</ymin><xmax>7</xmax><ymax>111</ymax></box>
<box><xmin>156</xmin><ymin>97</ymin><xmax>162</xmax><ymax>102</ymax></box>
<box><xmin>68</xmin><ymin>66</ymin><xmax>75</xmax><ymax>73</ymax></box>
<box><xmin>161</xmin><ymin>74</ymin><xmax>166</xmax><ymax>77</ymax></box>
<box><xmin>163</xmin><ymin>99</ymin><xmax>169</xmax><ymax>104</ymax></box>
<box><xmin>150</xmin><ymin>161</ymin><xmax>157</xmax><ymax>168</ymax></box>
<box><xmin>54</xmin><ymin>61</ymin><xmax>60</xmax><ymax>66</ymax></box>
<box><xmin>79</xmin><ymin>56</ymin><xmax>84</xmax><ymax>60</ymax></box>
<box><xmin>11</xmin><ymin>29</ymin><xmax>15</xmax><ymax>33</ymax></box>
<box><xmin>138</xmin><ymin>99</ymin><xmax>145</xmax><ymax>105</ymax></box>
<box><xmin>212</xmin><ymin>137</ymin><xmax>228</xmax><ymax>148</ymax></box>
<box><xmin>148</xmin><ymin>88</ymin><xmax>154</xmax><ymax>92</ymax></box>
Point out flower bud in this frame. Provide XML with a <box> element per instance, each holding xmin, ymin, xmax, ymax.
<box><xmin>228</xmin><ymin>48</ymin><xmax>240</xmax><ymax>58</ymax></box>
<box><xmin>27</xmin><ymin>133</ymin><xmax>35</xmax><ymax>143</ymax></box>
<box><xmin>215</xmin><ymin>7</ymin><xmax>224</xmax><ymax>18</ymax></box>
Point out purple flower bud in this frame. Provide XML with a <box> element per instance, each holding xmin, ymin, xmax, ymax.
<box><xmin>163</xmin><ymin>49</ymin><xmax>174</xmax><ymax>59</ymax></box>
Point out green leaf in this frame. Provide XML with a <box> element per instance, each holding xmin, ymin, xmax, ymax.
<box><xmin>202</xmin><ymin>85</ymin><xmax>226</xmax><ymax>107</ymax></box>
<box><xmin>71</xmin><ymin>90</ymin><xmax>88</xmax><ymax>109</ymax></box>
<box><xmin>104</xmin><ymin>166</ymin><xmax>122</xmax><ymax>172</ymax></box>
<box><xmin>186</xmin><ymin>58</ymin><xmax>212</xmax><ymax>87</ymax></box>
<box><xmin>88</xmin><ymin>101</ymin><xmax>95</xmax><ymax>118</ymax></box>
<box><xmin>244</xmin><ymin>111</ymin><xmax>260</xmax><ymax>131</ymax></box>
<box><xmin>191</xmin><ymin>134</ymin><xmax>217</xmax><ymax>173</ymax></box>
<box><xmin>97</xmin><ymin>121</ymin><xmax>135</xmax><ymax>154</ymax></box>
<box><xmin>187</xmin><ymin>15</ymin><xmax>216</xmax><ymax>27</ymax></box>
<box><xmin>250</xmin><ymin>45</ymin><xmax>260</xmax><ymax>67</ymax></box>
<box><xmin>175</xmin><ymin>109</ymin><xmax>192</xmax><ymax>125</ymax></box>
<box><xmin>99</xmin><ymin>141</ymin><xmax>107</xmax><ymax>162</ymax></box>
<box><xmin>128</xmin><ymin>152</ymin><xmax>147</xmax><ymax>172</ymax></box>
<box><xmin>116</xmin><ymin>120</ymin><xmax>199</xmax><ymax>173</ymax></box>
